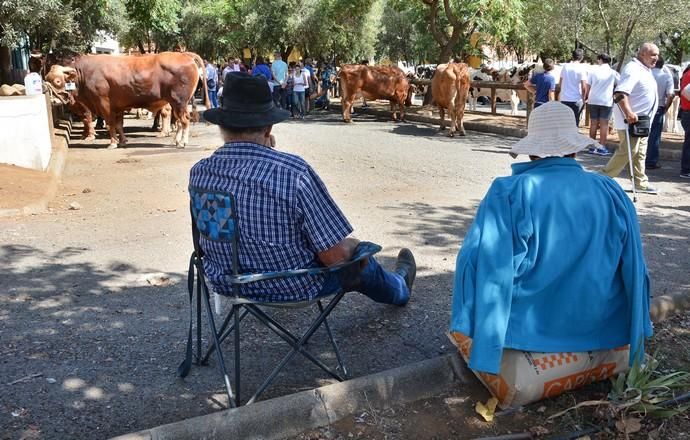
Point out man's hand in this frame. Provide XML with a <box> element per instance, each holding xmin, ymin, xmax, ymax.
<box><xmin>318</xmin><ymin>237</ymin><xmax>360</xmax><ymax>267</ymax></box>
<box><xmin>614</xmin><ymin>92</ymin><xmax>637</xmax><ymax>124</ymax></box>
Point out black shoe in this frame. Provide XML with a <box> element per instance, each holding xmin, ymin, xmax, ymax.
<box><xmin>394</xmin><ymin>248</ymin><xmax>416</xmax><ymax>293</ymax></box>
<box><xmin>646</xmin><ymin>163</ymin><xmax>662</xmax><ymax>170</ymax></box>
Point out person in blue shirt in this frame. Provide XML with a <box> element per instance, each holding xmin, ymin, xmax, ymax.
<box><xmin>251</xmin><ymin>57</ymin><xmax>273</xmax><ymax>92</ymax></box>
<box><xmin>524</xmin><ymin>58</ymin><xmax>556</xmax><ymax>108</ymax></box>
<box><xmin>450</xmin><ymin>101</ymin><xmax>652</xmax><ymax>375</ymax></box>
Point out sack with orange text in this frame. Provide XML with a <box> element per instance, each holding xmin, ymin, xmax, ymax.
<box><xmin>448</xmin><ymin>332</ymin><xmax>629</xmax><ymax>408</ymax></box>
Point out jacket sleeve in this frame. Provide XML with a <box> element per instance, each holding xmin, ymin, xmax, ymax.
<box><xmin>614</xmin><ymin>184</ymin><xmax>653</xmax><ymax>365</ymax></box>
<box><xmin>454</xmin><ymin>183</ymin><xmax>516</xmax><ymax>374</ymax></box>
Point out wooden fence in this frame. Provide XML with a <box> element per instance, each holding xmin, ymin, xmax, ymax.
<box><xmin>409</xmin><ymin>78</ymin><xmax>535</xmax><ymax>121</ymax></box>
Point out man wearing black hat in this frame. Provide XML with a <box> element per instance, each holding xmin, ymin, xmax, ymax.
<box><xmin>189</xmin><ymin>72</ymin><xmax>416</xmax><ymax>304</ymax></box>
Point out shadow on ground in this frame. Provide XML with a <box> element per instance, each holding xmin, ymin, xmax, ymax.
<box><xmin>0</xmin><ymin>202</ymin><xmax>473</xmax><ymax>439</ymax></box>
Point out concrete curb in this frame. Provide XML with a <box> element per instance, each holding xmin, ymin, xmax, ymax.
<box><xmin>334</xmin><ymin>104</ymin><xmax>682</xmax><ymax>161</ymax></box>
<box><xmin>110</xmin><ymin>354</ymin><xmax>466</xmax><ymax>440</ymax></box>
<box><xmin>0</xmin><ymin>126</ymin><xmax>69</xmax><ymax>218</ymax></box>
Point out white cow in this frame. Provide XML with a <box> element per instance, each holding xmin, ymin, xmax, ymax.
<box><xmin>467</xmin><ymin>67</ymin><xmax>492</xmax><ymax>111</ymax></box>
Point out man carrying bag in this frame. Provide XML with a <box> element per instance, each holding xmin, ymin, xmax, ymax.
<box><xmin>601</xmin><ymin>43</ymin><xmax>660</xmax><ymax>195</ymax></box>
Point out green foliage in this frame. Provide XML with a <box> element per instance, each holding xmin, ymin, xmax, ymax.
<box><xmin>376</xmin><ymin>1</ymin><xmax>438</xmax><ymax>63</ymax></box>
<box><xmin>121</xmin><ymin>0</ymin><xmax>181</xmax><ymax>52</ymax></box>
<box><xmin>0</xmin><ymin>0</ymin><xmax>126</xmax><ymax>51</ymax></box>
<box><xmin>179</xmin><ymin>0</ymin><xmax>245</xmax><ymax>60</ymax></box>
<box><xmin>609</xmin><ymin>352</ymin><xmax>690</xmax><ymax>418</ymax></box>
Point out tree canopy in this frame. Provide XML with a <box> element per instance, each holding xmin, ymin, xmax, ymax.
<box><xmin>1</xmin><ymin>0</ymin><xmax>689</xmax><ymax>66</ymax></box>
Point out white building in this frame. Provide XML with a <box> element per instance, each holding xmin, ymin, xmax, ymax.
<box><xmin>91</xmin><ymin>33</ymin><xmax>120</xmax><ymax>55</ymax></box>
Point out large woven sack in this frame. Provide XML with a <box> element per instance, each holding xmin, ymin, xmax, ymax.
<box><xmin>449</xmin><ymin>331</ymin><xmax>629</xmax><ymax>408</ymax></box>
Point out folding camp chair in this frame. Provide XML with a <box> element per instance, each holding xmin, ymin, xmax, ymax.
<box><xmin>177</xmin><ymin>187</ymin><xmax>381</xmax><ymax>407</ymax></box>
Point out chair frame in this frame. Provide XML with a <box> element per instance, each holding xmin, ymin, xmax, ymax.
<box><xmin>178</xmin><ymin>188</ymin><xmax>380</xmax><ymax>407</ymax></box>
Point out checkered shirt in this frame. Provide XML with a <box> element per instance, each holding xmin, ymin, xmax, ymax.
<box><xmin>189</xmin><ymin>142</ymin><xmax>353</xmax><ymax>302</ymax></box>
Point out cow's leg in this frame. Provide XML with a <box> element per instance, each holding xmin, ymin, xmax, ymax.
<box><xmin>448</xmin><ymin>93</ymin><xmax>458</xmax><ymax>137</ymax></box>
<box><xmin>342</xmin><ymin>96</ymin><xmax>355</xmax><ymax>123</ymax></box>
<box><xmin>116</xmin><ymin>113</ymin><xmax>127</xmax><ymax>146</ymax></box>
<box><xmin>456</xmin><ymin>87</ymin><xmax>469</xmax><ymax>136</ymax></box>
<box><xmin>105</xmin><ymin>113</ymin><xmax>119</xmax><ymax>149</ymax></box>
<box><xmin>82</xmin><ymin>112</ymin><xmax>96</xmax><ymax>141</ymax></box>
<box><xmin>158</xmin><ymin>105</ymin><xmax>172</xmax><ymax>137</ymax></box>
<box><xmin>510</xmin><ymin>91</ymin><xmax>520</xmax><ymax>116</ymax></box>
<box><xmin>172</xmin><ymin>106</ymin><xmax>191</xmax><ymax>148</ymax></box>
<box><xmin>398</xmin><ymin>98</ymin><xmax>406</xmax><ymax>122</ymax></box>
<box><xmin>439</xmin><ymin>108</ymin><xmax>446</xmax><ymax>132</ymax></box>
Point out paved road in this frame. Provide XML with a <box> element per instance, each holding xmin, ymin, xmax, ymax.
<box><xmin>1</xmin><ymin>111</ymin><xmax>689</xmax><ymax>438</ymax></box>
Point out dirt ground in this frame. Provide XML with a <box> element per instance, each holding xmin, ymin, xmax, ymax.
<box><xmin>1</xmin><ymin>109</ymin><xmax>689</xmax><ymax>439</ymax></box>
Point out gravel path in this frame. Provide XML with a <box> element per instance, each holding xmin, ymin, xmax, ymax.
<box><xmin>1</xmin><ymin>111</ymin><xmax>689</xmax><ymax>439</ymax></box>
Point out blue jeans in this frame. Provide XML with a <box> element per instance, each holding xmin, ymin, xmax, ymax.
<box><xmin>318</xmin><ymin>252</ymin><xmax>409</xmax><ymax>306</ymax></box>
<box><xmin>681</xmin><ymin>110</ymin><xmax>690</xmax><ymax>174</ymax></box>
<box><xmin>293</xmin><ymin>91</ymin><xmax>305</xmax><ymax>116</ymax></box>
<box><xmin>272</xmin><ymin>86</ymin><xmax>287</xmax><ymax>109</ymax></box>
<box><xmin>646</xmin><ymin>109</ymin><xmax>665</xmax><ymax>167</ymax></box>
<box><xmin>208</xmin><ymin>90</ymin><xmax>218</xmax><ymax>108</ymax></box>
<box><xmin>561</xmin><ymin>100</ymin><xmax>583</xmax><ymax>126</ymax></box>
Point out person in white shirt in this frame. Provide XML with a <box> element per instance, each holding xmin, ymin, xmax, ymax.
<box><xmin>584</xmin><ymin>53</ymin><xmax>619</xmax><ymax>154</ymax></box>
<box><xmin>601</xmin><ymin>43</ymin><xmax>660</xmax><ymax>194</ymax></box>
<box><xmin>559</xmin><ymin>48</ymin><xmax>588</xmax><ymax>126</ymax></box>
<box><xmin>292</xmin><ymin>64</ymin><xmax>309</xmax><ymax>119</ymax></box>
<box><xmin>645</xmin><ymin>56</ymin><xmax>676</xmax><ymax>170</ymax></box>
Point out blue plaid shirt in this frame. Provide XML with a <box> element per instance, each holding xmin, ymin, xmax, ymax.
<box><xmin>189</xmin><ymin>142</ymin><xmax>353</xmax><ymax>302</ymax></box>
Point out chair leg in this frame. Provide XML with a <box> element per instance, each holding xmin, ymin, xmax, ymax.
<box><xmin>318</xmin><ymin>300</ymin><xmax>348</xmax><ymax>378</ymax></box>
<box><xmin>245</xmin><ymin>305</ymin><xmax>345</xmax><ymax>380</ymax></box>
<box><xmin>195</xmin><ymin>278</ymin><xmax>202</xmax><ymax>365</ymax></box>
<box><xmin>245</xmin><ymin>291</ymin><xmax>347</xmax><ymax>405</ymax></box>
<box><xmin>234</xmin><ymin>304</ymin><xmax>241</xmax><ymax>406</ymax></box>
<box><xmin>201</xmin><ymin>285</ymin><xmax>237</xmax><ymax>408</ymax></box>
<box><xmin>200</xmin><ymin>307</ymin><xmax>249</xmax><ymax>365</ymax></box>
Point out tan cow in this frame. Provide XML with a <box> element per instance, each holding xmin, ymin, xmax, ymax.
<box><xmin>431</xmin><ymin>63</ymin><xmax>471</xmax><ymax>137</ymax></box>
<box><xmin>45</xmin><ymin>52</ymin><xmax>209</xmax><ymax>149</ymax></box>
<box><xmin>338</xmin><ymin>64</ymin><xmax>412</xmax><ymax>123</ymax></box>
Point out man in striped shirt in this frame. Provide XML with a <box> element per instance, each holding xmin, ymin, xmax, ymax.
<box><xmin>190</xmin><ymin>72</ymin><xmax>416</xmax><ymax>304</ymax></box>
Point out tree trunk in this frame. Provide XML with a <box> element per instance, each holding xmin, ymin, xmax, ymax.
<box><xmin>616</xmin><ymin>17</ymin><xmax>637</xmax><ymax>73</ymax></box>
<box><xmin>0</xmin><ymin>45</ymin><xmax>12</xmax><ymax>85</ymax></box>
<box><xmin>438</xmin><ymin>44</ymin><xmax>453</xmax><ymax>64</ymax></box>
<box><xmin>137</xmin><ymin>40</ymin><xmax>146</xmax><ymax>54</ymax></box>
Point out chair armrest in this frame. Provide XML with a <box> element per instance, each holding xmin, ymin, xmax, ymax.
<box><xmin>225</xmin><ymin>241</ymin><xmax>382</xmax><ymax>285</ymax></box>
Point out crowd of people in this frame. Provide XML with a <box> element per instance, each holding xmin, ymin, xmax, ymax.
<box><xmin>524</xmin><ymin>44</ymin><xmax>690</xmax><ymax>191</ymax></box>
<box><xmin>203</xmin><ymin>52</ymin><xmax>338</xmax><ymax>118</ymax></box>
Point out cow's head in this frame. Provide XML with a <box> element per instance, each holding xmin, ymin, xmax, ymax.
<box><xmin>45</xmin><ymin>65</ymin><xmax>78</xmax><ymax>91</ymax></box>
<box><xmin>45</xmin><ymin>65</ymin><xmax>78</xmax><ymax>104</ymax></box>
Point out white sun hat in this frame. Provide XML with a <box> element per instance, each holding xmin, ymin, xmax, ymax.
<box><xmin>510</xmin><ymin>101</ymin><xmax>599</xmax><ymax>157</ymax></box>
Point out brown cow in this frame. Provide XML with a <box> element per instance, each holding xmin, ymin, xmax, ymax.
<box><xmin>45</xmin><ymin>51</ymin><xmax>209</xmax><ymax>149</ymax></box>
<box><xmin>338</xmin><ymin>64</ymin><xmax>411</xmax><ymax>123</ymax></box>
<box><xmin>431</xmin><ymin>63</ymin><xmax>471</xmax><ymax>137</ymax></box>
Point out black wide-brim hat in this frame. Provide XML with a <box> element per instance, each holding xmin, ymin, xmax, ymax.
<box><xmin>204</xmin><ymin>72</ymin><xmax>290</xmax><ymax>128</ymax></box>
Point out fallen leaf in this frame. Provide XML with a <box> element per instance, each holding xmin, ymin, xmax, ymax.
<box><xmin>475</xmin><ymin>397</ymin><xmax>498</xmax><ymax>422</ymax></box>
<box><xmin>68</xmin><ymin>202</ymin><xmax>81</xmax><ymax>210</ymax></box>
<box><xmin>615</xmin><ymin>417</ymin><xmax>642</xmax><ymax>434</ymax></box>
<box><xmin>143</xmin><ymin>274</ymin><xmax>175</xmax><ymax>287</ymax></box>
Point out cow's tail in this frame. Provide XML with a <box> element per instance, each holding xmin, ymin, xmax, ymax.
<box><xmin>187</xmin><ymin>52</ymin><xmax>211</xmax><ymax>118</ymax></box>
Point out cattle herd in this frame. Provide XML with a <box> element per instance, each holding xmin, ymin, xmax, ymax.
<box><xmin>24</xmin><ymin>53</ymin><xmax>686</xmax><ymax>148</ymax></box>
